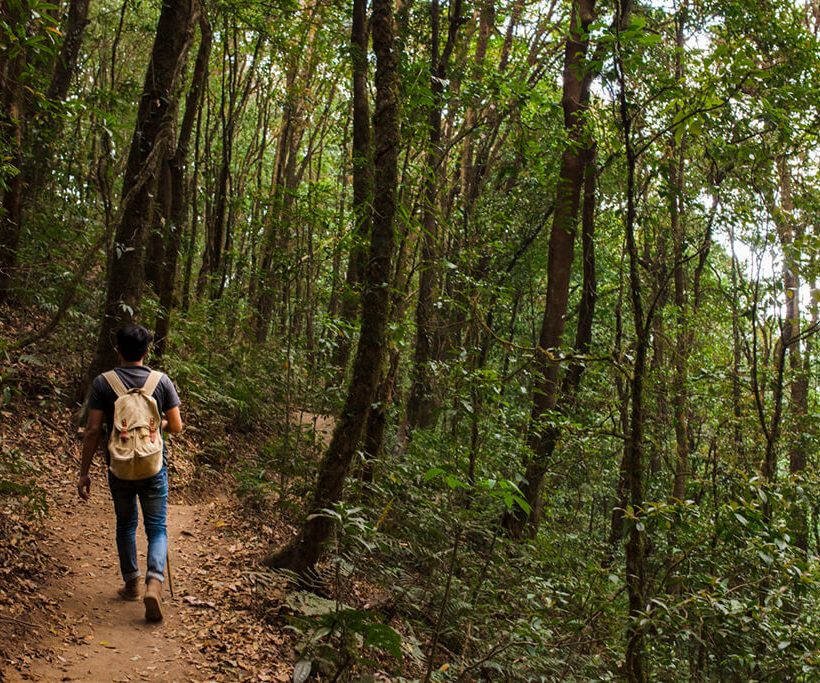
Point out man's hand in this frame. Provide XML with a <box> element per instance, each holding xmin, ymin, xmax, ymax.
<box><xmin>78</xmin><ymin>409</ymin><xmax>103</xmax><ymax>501</ymax></box>
<box><xmin>164</xmin><ymin>406</ymin><xmax>183</xmax><ymax>434</ymax></box>
<box><xmin>77</xmin><ymin>473</ymin><xmax>91</xmax><ymax>500</ymax></box>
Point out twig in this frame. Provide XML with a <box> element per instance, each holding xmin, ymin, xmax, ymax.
<box><xmin>424</xmin><ymin>525</ymin><xmax>462</xmax><ymax>683</ymax></box>
<box><xmin>0</xmin><ymin>614</ymin><xmax>37</xmax><ymax>628</ymax></box>
<box><xmin>457</xmin><ymin>639</ymin><xmax>535</xmax><ymax>679</ymax></box>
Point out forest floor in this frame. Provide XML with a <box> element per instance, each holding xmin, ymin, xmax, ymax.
<box><xmin>0</xmin><ymin>410</ymin><xmax>300</xmax><ymax>682</ymax></box>
<box><xmin>0</xmin><ymin>315</ymin><xmax>305</xmax><ymax>681</ymax></box>
<box><xmin>1</xmin><ymin>308</ymin><xmax>406</xmax><ymax>682</ymax></box>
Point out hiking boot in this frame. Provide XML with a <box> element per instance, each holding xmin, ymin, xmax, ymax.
<box><xmin>143</xmin><ymin>578</ymin><xmax>163</xmax><ymax>622</ymax></box>
<box><xmin>117</xmin><ymin>577</ymin><xmax>142</xmax><ymax>601</ymax></box>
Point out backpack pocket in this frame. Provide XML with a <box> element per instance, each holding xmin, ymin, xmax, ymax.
<box><xmin>109</xmin><ymin>424</ymin><xmax>163</xmax><ymax>480</ymax></box>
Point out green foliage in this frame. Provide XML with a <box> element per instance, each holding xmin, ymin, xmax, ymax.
<box><xmin>2</xmin><ymin>0</ymin><xmax>819</xmax><ymax>677</ymax></box>
<box><xmin>281</xmin><ymin>504</ymin><xmax>405</xmax><ymax>678</ymax></box>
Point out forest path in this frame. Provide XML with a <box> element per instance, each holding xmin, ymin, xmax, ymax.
<box><xmin>5</xmin><ymin>475</ymin><xmax>209</xmax><ymax>682</ymax></box>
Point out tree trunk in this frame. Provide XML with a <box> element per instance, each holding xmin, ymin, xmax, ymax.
<box><xmin>155</xmin><ymin>11</ymin><xmax>212</xmax><ymax>357</ymax></box>
<box><xmin>0</xmin><ymin>2</ymin><xmax>29</xmax><ymax>302</ymax></box>
<box><xmin>198</xmin><ymin>33</ymin><xmax>261</xmax><ymax>301</ymax></box>
<box><xmin>406</xmin><ymin>0</ymin><xmax>463</xmax><ymax>432</ymax></box>
<box><xmin>2</xmin><ymin>0</ymin><xmax>91</xmax><ymax>297</ymax></box>
<box><xmin>774</xmin><ymin>155</ymin><xmax>809</xmax><ymax>550</ymax></box>
<box><xmin>26</xmin><ymin>0</ymin><xmax>92</xmax><ymax>197</ymax></box>
<box><xmin>267</xmin><ymin>0</ymin><xmax>399</xmax><ymax>574</ymax></box>
<box><xmin>181</xmin><ymin>101</ymin><xmax>204</xmax><ymax>312</ymax></box>
<box><xmin>502</xmin><ymin>0</ymin><xmax>598</xmax><ymax>537</ymax></box>
<box><xmin>617</xmin><ymin>18</ymin><xmax>647</xmax><ymax>680</ymax></box>
<box><xmin>84</xmin><ymin>0</ymin><xmax>198</xmax><ymax>384</ymax></box>
<box><xmin>253</xmin><ymin>16</ymin><xmax>317</xmax><ymax>343</ymax></box>
<box><xmin>562</xmin><ymin>147</ymin><xmax>598</xmax><ymax>396</ymax></box>
<box><xmin>670</xmin><ymin>5</ymin><xmax>689</xmax><ymax>500</ymax></box>
<box><xmin>329</xmin><ymin>0</ymin><xmax>373</xmax><ymax>382</ymax></box>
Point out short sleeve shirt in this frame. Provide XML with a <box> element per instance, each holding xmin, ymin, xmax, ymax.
<box><xmin>88</xmin><ymin>365</ymin><xmax>180</xmax><ymax>463</ymax></box>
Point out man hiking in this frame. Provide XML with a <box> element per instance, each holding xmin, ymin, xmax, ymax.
<box><xmin>76</xmin><ymin>324</ymin><xmax>182</xmax><ymax>622</ymax></box>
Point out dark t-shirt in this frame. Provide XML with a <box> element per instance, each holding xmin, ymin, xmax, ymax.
<box><xmin>88</xmin><ymin>365</ymin><xmax>181</xmax><ymax>464</ymax></box>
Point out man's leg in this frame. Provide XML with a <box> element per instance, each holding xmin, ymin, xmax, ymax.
<box><xmin>109</xmin><ymin>476</ymin><xmax>141</xmax><ymax>599</ymax></box>
<box><xmin>139</xmin><ymin>467</ymin><xmax>168</xmax><ymax>621</ymax></box>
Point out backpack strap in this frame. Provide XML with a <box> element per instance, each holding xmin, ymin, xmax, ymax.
<box><xmin>103</xmin><ymin>370</ymin><xmax>128</xmax><ymax>397</ymax></box>
<box><xmin>141</xmin><ymin>370</ymin><xmax>164</xmax><ymax>398</ymax></box>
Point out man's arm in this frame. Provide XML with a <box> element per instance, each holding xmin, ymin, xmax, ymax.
<box><xmin>162</xmin><ymin>406</ymin><xmax>183</xmax><ymax>434</ymax></box>
<box><xmin>77</xmin><ymin>409</ymin><xmax>104</xmax><ymax>500</ymax></box>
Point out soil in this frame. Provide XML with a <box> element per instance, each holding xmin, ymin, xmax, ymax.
<box><xmin>0</xmin><ymin>402</ymin><xmax>299</xmax><ymax>683</ymax></box>
<box><xmin>0</xmin><ymin>320</ymin><xmax>365</xmax><ymax>682</ymax></box>
<box><xmin>3</xmin><ymin>472</ymin><xmax>207</xmax><ymax>682</ymax></box>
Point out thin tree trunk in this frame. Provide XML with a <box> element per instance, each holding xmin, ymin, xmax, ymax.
<box><xmin>267</xmin><ymin>0</ymin><xmax>399</xmax><ymax>574</ymax></box>
<box><xmin>504</xmin><ymin>0</ymin><xmax>634</xmax><ymax>538</ymax></box>
<box><xmin>181</xmin><ymin>99</ymin><xmax>204</xmax><ymax>312</ymax></box>
<box><xmin>329</xmin><ymin>0</ymin><xmax>373</xmax><ymax>381</ymax></box>
<box><xmin>155</xmin><ymin>10</ymin><xmax>211</xmax><ymax>356</ymax></box>
<box><xmin>774</xmin><ymin>155</ymin><xmax>809</xmax><ymax>550</ymax></box>
<box><xmin>502</xmin><ymin>0</ymin><xmax>599</xmax><ymax>537</ymax></box>
<box><xmin>26</xmin><ymin>0</ymin><xmax>92</xmax><ymax>196</ymax></box>
<box><xmin>253</xmin><ymin>15</ymin><xmax>317</xmax><ymax>343</ymax></box>
<box><xmin>616</xmin><ymin>13</ymin><xmax>647</xmax><ymax>678</ymax></box>
<box><xmin>406</xmin><ymin>0</ymin><xmax>464</xmax><ymax>432</ymax></box>
<box><xmin>0</xmin><ymin>2</ymin><xmax>29</xmax><ymax>302</ymax></box>
<box><xmin>562</xmin><ymin>147</ymin><xmax>598</xmax><ymax>396</ymax></box>
<box><xmin>670</xmin><ymin>4</ymin><xmax>689</xmax><ymax>500</ymax></box>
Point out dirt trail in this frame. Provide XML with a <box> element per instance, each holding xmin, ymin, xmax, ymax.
<box><xmin>5</xmin><ymin>476</ymin><xmax>208</xmax><ymax>682</ymax></box>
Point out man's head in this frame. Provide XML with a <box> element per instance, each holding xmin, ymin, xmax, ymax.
<box><xmin>115</xmin><ymin>325</ymin><xmax>153</xmax><ymax>362</ymax></box>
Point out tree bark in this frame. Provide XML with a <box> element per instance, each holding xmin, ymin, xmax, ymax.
<box><xmin>267</xmin><ymin>0</ymin><xmax>399</xmax><ymax>574</ymax></box>
<box><xmin>330</xmin><ymin>0</ymin><xmax>373</xmax><ymax>380</ymax></box>
<box><xmin>84</xmin><ymin>0</ymin><xmax>198</xmax><ymax>384</ymax></box>
<box><xmin>502</xmin><ymin>0</ymin><xmax>598</xmax><ymax>537</ymax></box>
<box><xmin>253</xmin><ymin>15</ymin><xmax>318</xmax><ymax>343</ymax></box>
<box><xmin>670</xmin><ymin>5</ymin><xmax>689</xmax><ymax>500</ymax></box>
<box><xmin>154</xmin><ymin>10</ymin><xmax>212</xmax><ymax>357</ymax></box>
<box><xmin>0</xmin><ymin>1</ymin><xmax>29</xmax><ymax>302</ymax></box>
<box><xmin>26</xmin><ymin>0</ymin><xmax>92</xmax><ymax>197</ymax></box>
<box><xmin>774</xmin><ymin>155</ymin><xmax>809</xmax><ymax>550</ymax></box>
<box><xmin>198</xmin><ymin>33</ymin><xmax>261</xmax><ymax>300</ymax></box>
<box><xmin>562</xmin><ymin>147</ymin><xmax>598</xmax><ymax>396</ymax></box>
<box><xmin>406</xmin><ymin>0</ymin><xmax>464</xmax><ymax>432</ymax></box>
<box><xmin>616</xmin><ymin>14</ymin><xmax>647</xmax><ymax>679</ymax></box>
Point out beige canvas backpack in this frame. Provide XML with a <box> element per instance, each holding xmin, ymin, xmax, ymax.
<box><xmin>103</xmin><ymin>370</ymin><xmax>164</xmax><ymax>480</ymax></box>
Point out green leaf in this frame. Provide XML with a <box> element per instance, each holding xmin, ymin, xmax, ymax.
<box><xmin>364</xmin><ymin>623</ymin><xmax>402</xmax><ymax>659</ymax></box>
<box><xmin>444</xmin><ymin>474</ymin><xmax>469</xmax><ymax>490</ymax></box>
<box><xmin>423</xmin><ymin>467</ymin><xmax>447</xmax><ymax>482</ymax></box>
<box><xmin>513</xmin><ymin>495</ymin><xmax>532</xmax><ymax>515</ymax></box>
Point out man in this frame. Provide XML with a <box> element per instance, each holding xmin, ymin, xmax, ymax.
<box><xmin>77</xmin><ymin>324</ymin><xmax>182</xmax><ymax>622</ymax></box>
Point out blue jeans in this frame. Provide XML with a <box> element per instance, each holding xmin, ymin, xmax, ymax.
<box><xmin>108</xmin><ymin>467</ymin><xmax>167</xmax><ymax>584</ymax></box>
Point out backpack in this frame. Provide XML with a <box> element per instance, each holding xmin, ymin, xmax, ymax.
<box><xmin>103</xmin><ymin>370</ymin><xmax>164</xmax><ymax>480</ymax></box>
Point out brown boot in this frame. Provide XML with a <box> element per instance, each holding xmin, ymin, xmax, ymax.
<box><xmin>117</xmin><ymin>577</ymin><xmax>141</xmax><ymax>601</ymax></box>
<box><xmin>143</xmin><ymin>578</ymin><xmax>163</xmax><ymax>622</ymax></box>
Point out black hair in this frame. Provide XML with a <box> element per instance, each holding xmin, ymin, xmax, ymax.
<box><xmin>115</xmin><ymin>324</ymin><xmax>153</xmax><ymax>362</ymax></box>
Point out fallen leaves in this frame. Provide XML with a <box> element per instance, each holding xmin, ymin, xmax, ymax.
<box><xmin>182</xmin><ymin>595</ymin><xmax>216</xmax><ymax>609</ymax></box>
<box><xmin>1</xmin><ymin>314</ymin><xmax>306</xmax><ymax>683</ymax></box>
